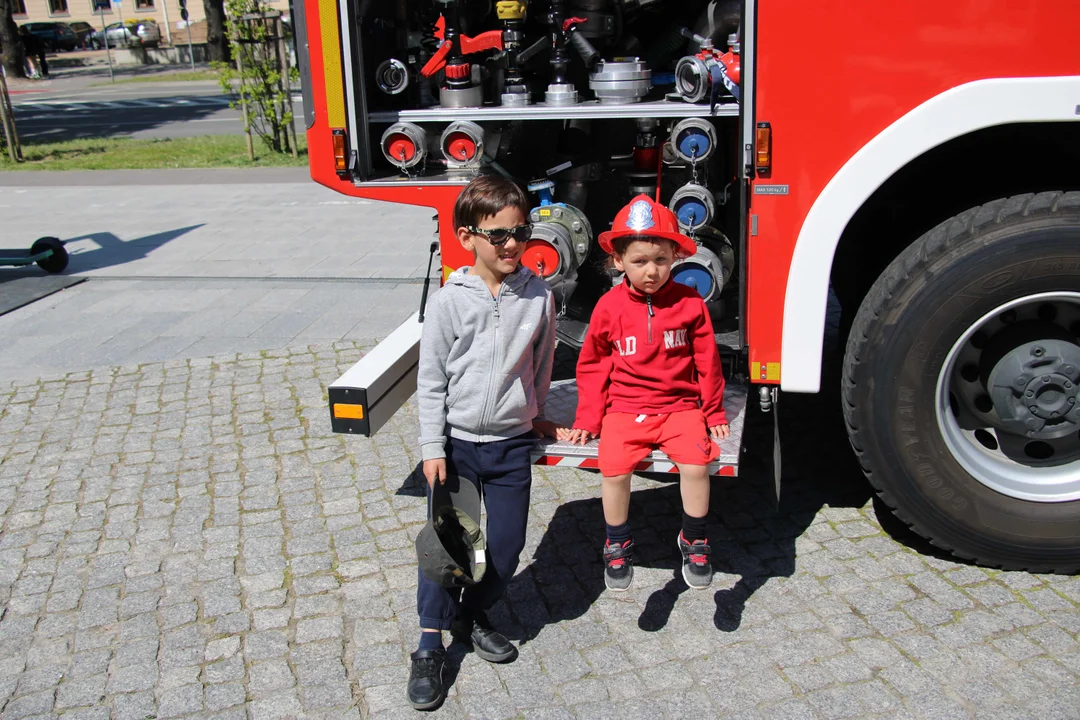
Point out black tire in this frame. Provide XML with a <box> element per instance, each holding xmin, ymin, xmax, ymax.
<box><xmin>843</xmin><ymin>192</ymin><xmax>1080</xmax><ymax>573</ymax></box>
<box><xmin>31</xmin><ymin>236</ymin><xmax>68</xmax><ymax>274</ymax></box>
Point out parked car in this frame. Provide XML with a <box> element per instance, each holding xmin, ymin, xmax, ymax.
<box><xmin>67</xmin><ymin>21</ymin><xmax>96</xmax><ymax>49</ymax></box>
<box><xmin>91</xmin><ymin>20</ymin><xmax>160</xmax><ymax>49</ymax></box>
<box><xmin>20</xmin><ymin>22</ymin><xmax>79</xmax><ymax>52</ymax></box>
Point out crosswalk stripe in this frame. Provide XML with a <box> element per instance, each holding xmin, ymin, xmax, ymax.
<box><xmin>12</xmin><ymin>94</ymin><xmax>303</xmax><ymax>112</ymax></box>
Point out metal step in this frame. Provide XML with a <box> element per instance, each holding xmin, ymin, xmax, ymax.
<box><xmin>533</xmin><ymin>381</ymin><xmax>748</xmax><ymax>476</ymax></box>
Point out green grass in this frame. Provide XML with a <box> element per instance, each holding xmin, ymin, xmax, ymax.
<box><xmin>0</xmin><ymin>134</ymin><xmax>308</xmax><ymax>171</ymax></box>
<box><xmin>91</xmin><ymin>70</ymin><xmax>222</xmax><ymax>86</ymax></box>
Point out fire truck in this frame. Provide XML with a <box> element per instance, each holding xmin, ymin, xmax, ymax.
<box><xmin>301</xmin><ymin>0</ymin><xmax>1080</xmax><ymax>573</ymax></box>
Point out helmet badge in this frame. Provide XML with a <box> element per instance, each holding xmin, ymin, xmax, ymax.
<box><xmin>626</xmin><ymin>200</ymin><xmax>655</xmax><ymax>232</ymax></box>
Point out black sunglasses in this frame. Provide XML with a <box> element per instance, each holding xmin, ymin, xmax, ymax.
<box><xmin>464</xmin><ymin>224</ymin><xmax>532</xmax><ymax>246</ymax></box>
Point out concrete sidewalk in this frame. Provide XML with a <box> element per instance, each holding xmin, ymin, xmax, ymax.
<box><xmin>0</xmin><ymin>168</ymin><xmax>311</xmax><ymax>187</ymax></box>
<box><xmin>0</xmin><ymin>175</ymin><xmax>436</xmax><ymax>383</ymax></box>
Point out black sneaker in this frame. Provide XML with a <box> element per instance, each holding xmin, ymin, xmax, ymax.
<box><xmin>603</xmin><ymin>538</ymin><xmax>634</xmax><ymax>591</ymax></box>
<box><xmin>406</xmin><ymin>648</ymin><xmax>446</xmax><ymax>711</ymax></box>
<box><xmin>451</xmin><ymin>611</ymin><xmax>518</xmax><ymax>663</ymax></box>
<box><xmin>677</xmin><ymin>532</ymin><xmax>713</xmax><ymax>589</ymax></box>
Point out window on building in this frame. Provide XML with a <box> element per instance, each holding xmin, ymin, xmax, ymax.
<box><xmin>48</xmin><ymin>0</ymin><xmax>69</xmax><ymax>14</ymax></box>
<box><xmin>13</xmin><ymin>0</ymin><xmax>27</xmax><ymax>16</ymax></box>
<box><xmin>91</xmin><ymin>0</ymin><xmax>112</xmax><ymax>11</ymax></box>
<box><xmin>135</xmin><ymin>0</ymin><xmax>154</xmax><ymax>8</ymax></box>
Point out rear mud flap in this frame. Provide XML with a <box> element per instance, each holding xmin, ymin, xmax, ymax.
<box><xmin>533</xmin><ymin>381</ymin><xmax>748</xmax><ymax>476</ymax></box>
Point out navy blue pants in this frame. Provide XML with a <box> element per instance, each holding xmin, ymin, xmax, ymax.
<box><xmin>416</xmin><ymin>433</ymin><xmax>535</xmax><ymax>630</ymax></box>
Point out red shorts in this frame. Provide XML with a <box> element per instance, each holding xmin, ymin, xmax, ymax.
<box><xmin>598</xmin><ymin>409</ymin><xmax>719</xmax><ymax>476</ymax></box>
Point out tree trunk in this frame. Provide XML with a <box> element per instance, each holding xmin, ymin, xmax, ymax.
<box><xmin>0</xmin><ymin>0</ymin><xmax>26</xmax><ymax>79</ymax></box>
<box><xmin>203</xmin><ymin>0</ymin><xmax>230</xmax><ymax>62</ymax></box>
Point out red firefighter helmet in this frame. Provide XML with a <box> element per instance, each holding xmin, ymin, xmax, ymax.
<box><xmin>597</xmin><ymin>194</ymin><xmax>697</xmax><ymax>256</ymax></box>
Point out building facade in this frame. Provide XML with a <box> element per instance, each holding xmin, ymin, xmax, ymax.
<box><xmin>13</xmin><ymin>0</ymin><xmax>290</xmax><ymax>46</ymax></box>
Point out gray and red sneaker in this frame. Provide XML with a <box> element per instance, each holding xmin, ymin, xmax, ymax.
<box><xmin>603</xmin><ymin>538</ymin><xmax>634</xmax><ymax>591</ymax></box>
<box><xmin>677</xmin><ymin>532</ymin><xmax>713</xmax><ymax>589</ymax></box>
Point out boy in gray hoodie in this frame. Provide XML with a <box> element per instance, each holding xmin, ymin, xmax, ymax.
<box><xmin>408</xmin><ymin>175</ymin><xmax>558</xmax><ymax>710</ymax></box>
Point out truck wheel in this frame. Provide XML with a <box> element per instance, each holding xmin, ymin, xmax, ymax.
<box><xmin>31</xmin><ymin>237</ymin><xmax>68</xmax><ymax>274</ymax></box>
<box><xmin>843</xmin><ymin>192</ymin><xmax>1080</xmax><ymax>572</ymax></box>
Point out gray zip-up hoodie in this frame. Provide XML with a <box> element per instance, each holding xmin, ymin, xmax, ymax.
<box><xmin>418</xmin><ymin>265</ymin><xmax>557</xmax><ymax>461</ymax></box>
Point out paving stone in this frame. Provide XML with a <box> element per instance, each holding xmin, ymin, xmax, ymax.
<box><xmin>158</xmin><ymin>684</ymin><xmax>204</xmax><ymax>717</ymax></box>
<box><xmin>106</xmin><ymin>664</ymin><xmax>158</xmax><ymax>693</ymax></box>
<box><xmin>249</xmin><ymin>691</ymin><xmax>304</xmax><ymax>720</ymax></box>
<box><xmin>113</xmin><ymin>691</ymin><xmax>157</xmax><ymax>720</ymax></box>
<box><xmin>54</xmin><ymin>674</ymin><xmax>106</xmax><ymax>709</ymax></box>
<box><xmin>3</xmin><ymin>690</ymin><xmax>56</xmax><ymax>719</ymax></box>
<box><xmin>249</xmin><ymin>659</ymin><xmax>296</xmax><ymax>695</ymax></box>
<box><xmin>202</xmin><ymin>656</ymin><xmax>246</xmax><ymax>685</ymax></box>
<box><xmin>0</xmin><ymin>319</ymin><xmax>1076</xmax><ymax>720</ymax></box>
<box><xmin>296</xmin><ymin>616</ymin><xmax>344</xmax><ymax>643</ymax></box>
<box><xmin>904</xmin><ymin>690</ymin><xmax>971</xmax><ymax>720</ymax></box>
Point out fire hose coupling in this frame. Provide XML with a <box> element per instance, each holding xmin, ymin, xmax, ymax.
<box><xmin>374</xmin><ymin>58</ymin><xmax>413</xmax><ymax>95</ymax></box>
<box><xmin>669</xmin><ymin>182</ymin><xmax>715</xmax><ymax>231</ymax></box>
<box><xmin>670</xmin><ymin>118</ymin><xmax>717</xmax><ymax>163</ymax></box>
<box><xmin>380</xmin><ymin>123</ymin><xmax>428</xmax><ymax>170</ymax></box>
<box><xmin>526</xmin><ymin>200</ymin><xmax>593</xmax><ymax>286</ymax></box>
<box><xmin>671</xmin><ymin>229</ymin><xmax>733</xmax><ymax>304</ymax></box>
<box><xmin>589</xmin><ymin>59</ymin><xmax>651</xmax><ymax>104</ymax></box>
<box><xmin>674</xmin><ymin>28</ymin><xmax>741</xmax><ymax>105</ymax></box>
<box><xmin>440</xmin><ymin>121</ymin><xmax>485</xmax><ymax>167</ymax></box>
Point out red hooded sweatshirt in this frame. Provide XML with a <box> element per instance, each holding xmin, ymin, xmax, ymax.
<box><xmin>574</xmin><ymin>277</ymin><xmax>728</xmax><ymax>434</ymax></box>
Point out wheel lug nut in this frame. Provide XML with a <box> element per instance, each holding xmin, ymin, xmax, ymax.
<box><xmin>1025</xmin><ymin>390</ymin><xmax>1034</xmax><ymax>398</ymax></box>
<box><xmin>1029</xmin><ymin>405</ymin><xmax>1038</xmax><ymax>413</ymax></box>
<box><xmin>1043</xmin><ymin>376</ymin><xmax>1051</xmax><ymax>383</ymax></box>
<box><xmin>1032</xmin><ymin>346</ymin><xmax>1046</xmax><ymax>357</ymax></box>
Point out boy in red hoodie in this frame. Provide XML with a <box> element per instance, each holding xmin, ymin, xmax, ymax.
<box><xmin>559</xmin><ymin>195</ymin><xmax>730</xmax><ymax>591</ymax></box>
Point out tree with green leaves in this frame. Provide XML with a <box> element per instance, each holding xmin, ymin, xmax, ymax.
<box><xmin>214</xmin><ymin>0</ymin><xmax>298</xmax><ymax>157</ymax></box>
<box><xmin>0</xmin><ymin>0</ymin><xmax>26</xmax><ymax>79</ymax></box>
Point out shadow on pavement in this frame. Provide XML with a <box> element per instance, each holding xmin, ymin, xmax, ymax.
<box><xmin>391</xmin><ymin>301</ymin><xmax>951</xmax><ymax>642</ymax></box>
<box><xmin>504</xmin><ymin>328</ymin><xmax>879</xmax><ymax>638</ymax></box>
<box><xmin>61</xmin><ymin>225</ymin><xmax>204</xmax><ymax>273</ymax></box>
<box><xmin>14</xmin><ymin>98</ymin><xmax>235</xmax><ymax>142</ymax></box>
<box><xmin>0</xmin><ymin>225</ymin><xmax>201</xmax><ymax>314</ymax></box>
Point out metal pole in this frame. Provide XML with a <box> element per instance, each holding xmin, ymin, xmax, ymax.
<box><xmin>186</xmin><ymin>28</ymin><xmax>195</xmax><ymax>72</ymax></box>
<box><xmin>101</xmin><ymin>6</ymin><xmax>114</xmax><ymax>83</ymax></box>
<box><xmin>236</xmin><ymin>50</ymin><xmax>255</xmax><ymax>162</ymax></box>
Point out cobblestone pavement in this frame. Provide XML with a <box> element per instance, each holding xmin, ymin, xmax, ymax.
<box><xmin>0</xmin><ymin>343</ymin><xmax>1078</xmax><ymax>720</ymax></box>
